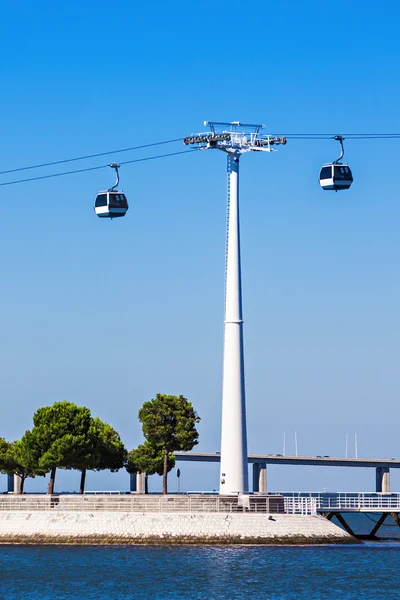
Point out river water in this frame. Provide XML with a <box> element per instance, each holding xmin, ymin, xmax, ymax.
<box><xmin>0</xmin><ymin>543</ymin><xmax>399</xmax><ymax>599</ymax></box>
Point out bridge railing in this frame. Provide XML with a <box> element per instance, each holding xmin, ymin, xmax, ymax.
<box><xmin>274</xmin><ymin>492</ymin><xmax>400</xmax><ymax>511</ymax></box>
<box><xmin>319</xmin><ymin>494</ymin><xmax>400</xmax><ymax>511</ymax></box>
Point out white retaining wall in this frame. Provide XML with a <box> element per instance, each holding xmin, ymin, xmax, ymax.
<box><xmin>0</xmin><ymin>512</ymin><xmax>355</xmax><ymax>545</ymax></box>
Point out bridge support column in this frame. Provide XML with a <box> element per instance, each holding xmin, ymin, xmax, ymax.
<box><xmin>130</xmin><ymin>473</ymin><xmax>145</xmax><ymax>493</ymax></box>
<box><xmin>7</xmin><ymin>475</ymin><xmax>22</xmax><ymax>494</ymax></box>
<box><xmin>137</xmin><ymin>472</ymin><xmax>145</xmax><ymax>493</ymax></box>
<box><xmin>252</xmin><ymin>464</ymin><xmax>259</xmax><ymax>492</ymax></box>
<box><xmin>7</xmin><ymin>474</ymin><xmax>14</xmax><ymax>493</ymax></box>
<box><xmin>376</xmin><ymin>467</ymin><xmax>390</xmax><ymax>493</ymax></box>
<box><xmin>252</xmin><ymin>463</ymin><xmax>267</xmax><ymax>493</ymax></box>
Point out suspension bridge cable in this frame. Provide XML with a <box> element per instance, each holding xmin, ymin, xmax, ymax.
<box><xmin>0</xmin><ymin>149</ymin><xmax>198</xmax><ymax>187</ymax></box>
<box><xmin>0</xmin><ymin>137</ymin><xmax>185</xmax><ymax>176</ymax></box>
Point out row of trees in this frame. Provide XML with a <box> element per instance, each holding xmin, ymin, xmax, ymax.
<box><xmin>0</xmin><ymin>401</ymin><xmax>126</xmax><ymax>493</ymax></box>
<box><xmin>0</xmin><ymin>394</ymin><xmax>200</xmax><ymax>495</ymax></box>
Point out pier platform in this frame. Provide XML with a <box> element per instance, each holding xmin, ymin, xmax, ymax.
<box><xmin>0</xmin><ymin>494</ymin><xmax>355</xmax><ymax>545</ymax></box>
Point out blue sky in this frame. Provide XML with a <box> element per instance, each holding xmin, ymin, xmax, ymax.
<box><xmin>1</xmin><ymin>0</ymin><xmax>400</xmax><ymax>494</ymax></box>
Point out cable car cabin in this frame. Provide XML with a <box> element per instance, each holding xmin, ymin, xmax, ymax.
<box><xmin>319</xmin><ymin>164</ymin><xmax>353</xmax><ymax>191</ymax></box>
<box><xmin>94</xmin><ymin>191</ymin><xmax>128</xmax><ymax>218</ymax></box>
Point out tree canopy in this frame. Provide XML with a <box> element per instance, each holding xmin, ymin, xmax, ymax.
<box><xmin>89</xmin><ymin>418</ymin><xmax>127</xmax><ymax>471</ymax></box>
<box><xmin>1</xmin><ymin>434</ymin><xmax>46</xmax><ymax>493</ymax></box>
<box><xmin>30</xmin><ymin>401</ymin><xmax>93</xmax><ymax>493</ymax></box>
<box><xmin>77</xmin><ymin>417</ymin><xmax>127</xmax><ymax>493</ymax></box>
<box><xmin>0</xmin><ymin>438</ymin><xmax>9</xmax><ymax>472</ymax></box>
<box><xmin>138</xmin><ymin>393</ymin><xmax>200</xmax><ymax>493</ymax></box>
<box><xmin>25</xmin><ymin>401</ymin><xmax>127</xmax><ymax>494</ymax></box>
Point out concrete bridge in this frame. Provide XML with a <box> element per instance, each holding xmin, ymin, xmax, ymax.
<box><xmin>6</xmin><ymin>453</ymin><xmax>397</xmax><ymax>495</ymax></box>
<box><xmin>174</xmin><ymin>452</ymin><xmax>399</xmax><ymax>493</ymax></box>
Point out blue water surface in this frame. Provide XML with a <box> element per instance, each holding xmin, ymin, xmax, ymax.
<box><xmin>0</xmin><ymin>543</ymin><xmax>398</xmax><ymax>599</ymax></box>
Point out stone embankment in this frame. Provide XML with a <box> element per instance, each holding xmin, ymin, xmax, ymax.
<box><xmin>0</xmin><ymin>494</ymin><xmax>356</xmax><ymax>545</ymax></box>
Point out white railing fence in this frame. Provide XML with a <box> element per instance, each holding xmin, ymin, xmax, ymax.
<box><xmin>0</xmin><ymin>494</ymin><xmax>314</xmax><ymax>515</ymax></box>
<box><xmin>284</xmin><ymin>497</ymin><xmax>317</xmax><ymax>515</ymax></box>
<box><xmin>5</xmin><ymin>492</ymin><xmax>397</xmax><ymax>514</ymax></box>
<box><xmin>274</xmin><ymin>492</ymin><xmax>400</xmax><ymax>512</ymax></box>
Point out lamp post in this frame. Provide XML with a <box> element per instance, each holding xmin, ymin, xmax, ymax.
<box><xmin>184</xmin><ymin>122</ymin><xmax>286</xmax><ymax>494</ymax></box>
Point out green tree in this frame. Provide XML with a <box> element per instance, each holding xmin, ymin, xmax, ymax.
<box><xmin>31</xmin><ymin>401</ymin><xmax>92</xmax><ymax>494</ymax></box>
<box><xmin>138</xmin><ymin>394</ymin><xmax>200</xmax><ymax>494</ymax></box>
<box><xmin>2</xmin><ymin>433</ymin><xmax>46</xmax><ymax>493</ymax></box>
<box><xmin>0</xmin><ymin>438</ymin><xmax>9</xmax><ymax>472</ymax></box>
<box><xmin>126</xmin><ymin>442</ymin><xmax>175</xmax><ymax>494</ymax></box>
<box><xmin>78</xmin><ymin>418</ymin><xmax>127</xmax><ymax>494</ymax></box>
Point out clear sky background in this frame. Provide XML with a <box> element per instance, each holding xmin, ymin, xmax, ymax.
<box><xmin>1</xmin><ymin>0</ymin><xmax>400</xmax><ymax>494</ymax></box>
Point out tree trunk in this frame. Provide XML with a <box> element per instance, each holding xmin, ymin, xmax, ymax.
<box><xmin>162</xmin><ymin>447</ymin><xmax>168</xmax><ymax>495</ymax></box>
<box><xmin>20</xmin><ymin>476</ymin><xmax>25</xmax><ymax>494</ymax></box>
<box><xmin>80</xmin><ymin>469</ymin><xmax>87</xmax><ymax>494</ymax></box>
<box><xmin>145</xmin><ymin>473</ymin><xmax>149</xmax><ymax>494</ymax></box>
<box><xmin>47</xmin><ymin>467</ymin><xmax>57</xmax><ymax>494</ymax></box>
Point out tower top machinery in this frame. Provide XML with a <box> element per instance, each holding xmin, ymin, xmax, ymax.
<box><xmin>184</xmin><ymin>121</ymin><xmax>287</xmax><ymax>154</ymax></box>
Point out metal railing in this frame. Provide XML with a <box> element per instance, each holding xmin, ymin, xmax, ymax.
<box><xmin>0</xmin><ymin>494</ymin><xmax>314</xmax><ymax>515</ymax></box>
<box><xmin>2</xmin><ymin>492</ymin><xmax>398</xmax><ymax>514</ymax></box>
<box><xmin>274</xmin><ymin>492</ymin><xmax>400</xmax><ymax>512</ymax></box>
<box><xmin>319</xmin><ymin>494</ymin><xmax>400</xmax><ymax>511</ymax></box>
<box><xmin>83</xmin><ymin>491</ymin><xmax>127</xmax><ymax>495</ymax></box>
<box><xmin>284</xmin><ymin>497</ymin><xmax>317</xmax><ymax>515</ymax></box>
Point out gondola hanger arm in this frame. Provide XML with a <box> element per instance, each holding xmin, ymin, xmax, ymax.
<box><xmin>108</xmin><ymin>163</ymin><xmax>120</xmax><ymax>192</ymax></box>
<box><xmin>333</xmin><ymin>135</ymin><xmax>345</xmax><ymax>164</ymax></box>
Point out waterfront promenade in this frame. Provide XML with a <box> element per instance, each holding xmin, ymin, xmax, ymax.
<box><xmin>0</xmin><ymin>494</ymin><xmax>354</xmax><ymax>545</ymax></box>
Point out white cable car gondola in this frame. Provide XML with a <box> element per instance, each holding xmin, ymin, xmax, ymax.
<box><xmin>94</xmin><ymin>163</ymin><xmax>129</xmax><ymax>218</ymax></box>
<box><xmin>319</xmin><ymin>136</ymin><xmax>353</xmax><ymax>191</ymax></box>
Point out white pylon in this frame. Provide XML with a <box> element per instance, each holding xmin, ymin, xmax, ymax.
<box><xmin>184</xmin><ymin>122</ymin><xmax>287</xmax><ymax>495</ymax></box>
<box><xmin>220</xmin><ymin>153</ymin><xmax>248</xmax><ymax>494</ymax></box>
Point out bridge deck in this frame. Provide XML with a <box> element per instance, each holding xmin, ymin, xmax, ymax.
<box><xmin>175</xmin><ymin>452</ymin><xmax>400</xmax><ymax>469</ymax></box>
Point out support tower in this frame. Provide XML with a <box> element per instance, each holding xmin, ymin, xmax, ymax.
<box><xmin>184</xmin><ymin>122</ymin><xmax>286</xmax><ymax>494</ymax></box>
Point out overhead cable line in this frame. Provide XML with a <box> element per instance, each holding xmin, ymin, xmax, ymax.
<box><xmin>1</xmin><ymin>132</ymin><xmax>400</xmax><ymax>187</ymax></box>
<box><xmin>1</xmin><ymin>133</ymin><xmax>400</xmax><ymax>178</ymax></box>
<box><xmin>0</xmin><ymin>137</ymin><xmax>184</xmax><ymax>176</ymax></box>
<box><xmin>0</xmin><ymin>149</ymin><xmax>198</xmax><ymax>187</ymax></box>
<box><xmin>3</xmin><ymin>133</ymin><xmax>400</xmax><ymax>177</ymax></box>
<box><xmin>276</xmin><ymin>133</ymin><xmax>400</xmax><ymax>139</ymax></box>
